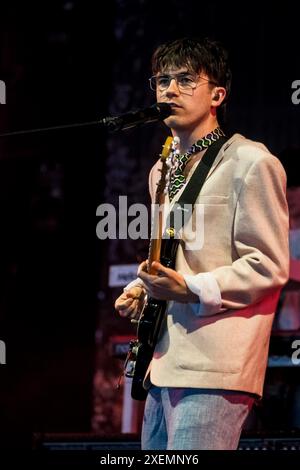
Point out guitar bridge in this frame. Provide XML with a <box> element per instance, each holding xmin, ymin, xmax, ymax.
<box><xmin>124</xmin><ymin>339</ymin><xmax>139</xmax><ymax>378</ymax></box>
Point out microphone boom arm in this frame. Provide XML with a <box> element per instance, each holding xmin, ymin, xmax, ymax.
<box><xmin>0</xmin><ymin>103</ymin><xmax>171</xmax><ymax>138</ymax></box>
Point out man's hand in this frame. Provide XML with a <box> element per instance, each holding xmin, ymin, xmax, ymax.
<box><xmin>114</xmin><ymin>286</ymin><xmax>145</xmax><ymax>319</ymax></box>
<box><xmin>138</xmin><ymin>261</ymin><xmax>198</xmax><ymax>303</ymax></box>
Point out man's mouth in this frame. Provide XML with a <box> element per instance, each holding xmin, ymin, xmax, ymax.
<box><xmin>166</xmin><ymin>102</ymin><xmax>182</xmax><ymax>112</ymax></box>
<box><xmin>167</xmin><ymin>102</ymin><xmax>181</xmax><ymax>107</ymax></box>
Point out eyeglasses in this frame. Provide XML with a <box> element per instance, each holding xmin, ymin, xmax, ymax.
<box><xmin>149</xmin><ymin>72</ymin><xmax>217</xmax><ymax>95</ymax></box>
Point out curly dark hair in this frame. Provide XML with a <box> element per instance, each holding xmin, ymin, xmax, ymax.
<box><xmin>152</xmin><ymin>37</ymin><xmax>232</xmax><ymax>124</ymax></box>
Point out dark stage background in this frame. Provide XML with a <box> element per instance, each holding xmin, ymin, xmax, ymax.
<box><xmin>0</xmin><ymin>0</ymin><xmax>299</xmax><ymax>451</ymax></box>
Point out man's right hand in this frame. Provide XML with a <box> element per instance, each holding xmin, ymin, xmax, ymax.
<box><xmin>114</xmin><ymin>286</ymin><xmax>145</xmax><ymax>320</ymax></box>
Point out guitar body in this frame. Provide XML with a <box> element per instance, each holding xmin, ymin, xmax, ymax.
<box><xmin>130</xmin><ymin>298</ymin><xmax>166</xmax><ymax>401</ymax></box>
<box><xmin>128</xmin><ymin>238</ymin><xmax>179</xmax><ymax>401</ymax></box>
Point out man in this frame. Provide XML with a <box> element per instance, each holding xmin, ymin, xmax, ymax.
<box><xmin>115</xmin><ymin>37</ymin><xmax>289</xmax><ymax>450</ymax></box>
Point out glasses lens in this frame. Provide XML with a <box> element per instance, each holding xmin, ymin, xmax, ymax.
<box><xmin>177</xmin><ymin>74</ymin><xmax>196</xmax><ymax>90</ymax></box>
<box><xmin>157</xmin><ymin>76</ymin><xmax>172</xmax><ymax>90</ymax></box>
<box><xmin>149</xmin><ymin>76</ymin><xmax>158</xmax><ymax>91</ymax></box>
<box><xmin>149</xmin><ymin>73</ymin><xmax>198</xmax><ymax>93</ymax></box>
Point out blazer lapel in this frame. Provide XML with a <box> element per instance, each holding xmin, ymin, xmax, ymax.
<box><xmin>205</xmin><ymin>136</ymin><xmax>234</xmax><ymax>180</ymax></box>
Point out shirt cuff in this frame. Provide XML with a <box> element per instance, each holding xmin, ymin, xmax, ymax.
<box><xmin>182</xmin><ymin>272</ymin><xmax>222</xmax><ymax>316</ymax></box>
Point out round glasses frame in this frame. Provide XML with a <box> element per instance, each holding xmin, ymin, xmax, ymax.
<box><xmin>149</xmin><ymin>73</ymin><xmax>217</xmax><ymax>93</ymax></box>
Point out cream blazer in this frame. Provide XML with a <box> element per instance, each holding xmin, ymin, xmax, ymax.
<box><xmin>145</xmin><ymin>133</ymin><xmax>289</xmax><ymax>397</ymax></box>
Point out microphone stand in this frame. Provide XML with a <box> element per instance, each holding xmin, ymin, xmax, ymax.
<box><xmin>0</xmin><ymin>103</ymin><xmax>171</xmax><ymax>137</ymax></box>
<box><xmin>0</xmin><ymin>119</ymin><xmax>106</xmax><ymax>138</ymax></box>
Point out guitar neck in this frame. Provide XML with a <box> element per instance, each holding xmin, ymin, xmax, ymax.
<box><xmin>147</xmin><ymin>135</ymin><xmax>173</xmax><ymax>275</ymax></box>
<box><xmin>148</xmin><ymin>194</ymin><xmax>164</xmax><ymax>274</ymax></box>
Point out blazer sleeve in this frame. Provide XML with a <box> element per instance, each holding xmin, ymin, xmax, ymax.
<box><xmin>211</xmin><ymin>155</ymin><xmax>290</xmax><ymax>310</ymax></box>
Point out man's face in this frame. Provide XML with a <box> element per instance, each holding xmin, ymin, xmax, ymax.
<box><xmin>155</xmin><ymin>67</ymin><xmax>217</xmax><ymax>131</ymax></box>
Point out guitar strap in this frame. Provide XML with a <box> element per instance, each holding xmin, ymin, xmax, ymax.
<box><xmin>164</xmin><ymin>135</ymin><xmax>229</xmax><ymax>238</ymax></box>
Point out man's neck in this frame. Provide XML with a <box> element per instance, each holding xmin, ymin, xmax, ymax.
<box><xmin>173</xmin><ymin>118</ymin><xmax>220</xmax><ymax>153</ymax></box>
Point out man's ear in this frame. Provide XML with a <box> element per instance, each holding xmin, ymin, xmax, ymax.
<box><xmin>212</xmin><ymin>87</ymin><xmax>226</xmax><ymax>105</ymax></box>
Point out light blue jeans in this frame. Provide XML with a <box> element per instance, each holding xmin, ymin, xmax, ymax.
<box><xmin>141</xmin><ymin>386</ymin><xmax>255</xmax><ymax>450</ymax></box>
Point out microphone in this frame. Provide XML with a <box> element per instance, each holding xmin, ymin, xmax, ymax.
<box><xmin>101</xmin><ymin>102</ymin><xmax>172</xmax><ymax>132</ymax></box>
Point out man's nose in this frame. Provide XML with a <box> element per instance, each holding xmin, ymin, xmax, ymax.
<box><xmin>165</xmin><ymin>78</ymin><xmax>180</xmax><ymax>95</ymax></box>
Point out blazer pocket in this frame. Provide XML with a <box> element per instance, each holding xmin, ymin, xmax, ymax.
<box><xmin>177</xmin><ymin>337</ymin><xmax>241</xmax><ymax>374</ymax></box>
<box><xmin>197</xmin><ymin>195</ymin><xmax>229</xmax><ymax>205</ymax></box>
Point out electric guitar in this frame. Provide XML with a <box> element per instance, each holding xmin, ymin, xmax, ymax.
<box><xmin>124</xmin><ymin>136</ymin><xmax>179</xmax><ymax>400</ymax></box>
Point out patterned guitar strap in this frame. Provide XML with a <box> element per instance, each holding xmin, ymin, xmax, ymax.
<box><xmin>168</xmin><ymin>127</ymin><xmax>225</xmax><ymax>201</ymax></box>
